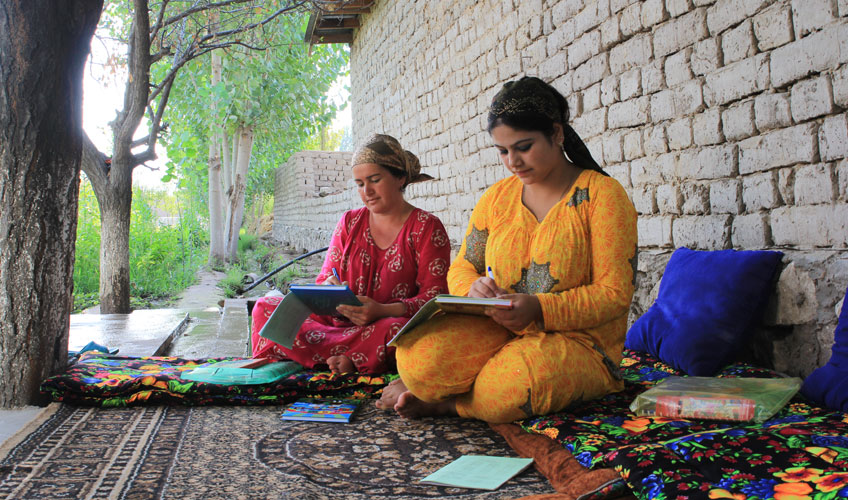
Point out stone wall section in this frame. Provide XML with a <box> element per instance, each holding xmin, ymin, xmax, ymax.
<box><xmin>273</xmin><ymin>0</ymin><xmax>848</xmax><ymax>377</ymax></box>
<box><xmin>273</xmin><ymin>151</ymin><xmax>355</xmax><ymax>251</ymax></box>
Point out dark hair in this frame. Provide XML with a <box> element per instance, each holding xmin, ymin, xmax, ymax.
<box><xmin>486</xmin><ymin>77</ymin><xmax>569</xmax><ymax>142</ymax></box>
<box><xmin>487</xmin><ymin>76</ymin><xmax>607</xmax><ymax>176</ymax></box>
<box><xmin>385</xmin><ymin>164</ymin><xmax>408</xmax><ymax>191</ymax></box>
<box><xmin>374</xmin><ymin>163</ymin><xmax>409</xmax><ymax>192</ymax></box>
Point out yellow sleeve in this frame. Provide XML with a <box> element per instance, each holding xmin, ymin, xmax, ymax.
<box><xmin>537</xmin><ymin>178</ymin><xmax>638</xmax><ymax>331</ymax></box>
<box><xmin>447</xmin><ymin>187</ymin><xmax>495</xmax><ymax>296</ymax></box>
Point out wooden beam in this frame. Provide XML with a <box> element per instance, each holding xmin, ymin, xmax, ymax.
<box><xmin>319</xmin><ymin>7</ymin><xmax>370</xmax><ymax>15</ymax></box>
<box><xmin>304</xmin><ymin>11</ymin><xmax>320</xmax><ymax>43</ymax></box>
<box><xmin>316</xmin><ymin>17</ymin><xmax>360</xmax><ymax>29</ymax></box>
<box><xmin>315</xmin><ymin>0</ymin><xmax>373</xmax><ymax>10</ymax></box>
<box><xmin>311</xmin><ymin>32</ymin><xmax>353</xmax><ymax>44</ymax></box>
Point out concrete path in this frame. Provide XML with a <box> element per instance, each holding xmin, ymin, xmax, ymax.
<box><xmin>1</xmin><ymin>253</ymin><xmax>327</xmax><ymax>445</ymax></box>
<box><xmin>165</xmin><ymin>269</ymin><xmax>251</xmax><ymax>358</ymax></box>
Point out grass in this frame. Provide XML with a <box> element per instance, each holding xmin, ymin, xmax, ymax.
<box><xmin>73</xmin><ymin>180</ymin><xmax>208</xmax><ymax>312</ymax></box>
<box><xmin>73</xmin><ymin>181</ymin><xmax>313</xmax><ymax>310</ymax></box>
<box><xmin>216</xmin><ymin>237</ymin><xmax>313</xmax><ymax>297</ymax></box>
<box><xmin>218</xmin><ymin>267</ymin><xmax>249</xmax><ymax>298</ymax></box>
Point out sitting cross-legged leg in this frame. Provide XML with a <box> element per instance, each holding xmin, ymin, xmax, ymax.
<box><xmin>453</xmin><ymin>331</ymin><xmax>621</xmax><ymax>423</ymax></box>
<box><xmin>390</xmin><ymin>314</ymin><xmax>513</xmax><ymax>415</ymax></box>
<box><xmin>393</xmin><ymin>313</ymin><xmax>622</xmax><ymax>423</ymax></box>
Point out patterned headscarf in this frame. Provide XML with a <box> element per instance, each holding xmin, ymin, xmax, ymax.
<box><xmin>351</xmin><ymin>134</ymin><xmax>433</xmax><ymax>185</ymax></box>
<box><xmin>489</xmin><ymin>77</ymin><xmax>606</xmax><ymax>176</ymax></box>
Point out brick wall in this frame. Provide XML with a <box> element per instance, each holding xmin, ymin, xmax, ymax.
<box><xmin>274</xmin><ymin>0</ymin><xmax>848</xmax><ymax>376</ymax></box>
<box><xmin>273</xmin><ymin>151</ymin><xmax>355</xmax><ymax>251</ymax></box>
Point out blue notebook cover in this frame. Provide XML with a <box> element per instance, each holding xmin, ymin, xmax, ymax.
<box><xmin>281</xmin><ymin>398</ymin><xmax>361</xmax><ymax>423</ymax></box>
<box><xmin>289</xmin><ymin>284</ymin><xmax>362</xmax><ymax>315</ymax></box>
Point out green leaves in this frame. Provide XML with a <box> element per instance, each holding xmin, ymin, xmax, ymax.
<box><xmin>162</xmin><ymin>10</ymin><xmax>349</xmax><ymax>205</ymax></box>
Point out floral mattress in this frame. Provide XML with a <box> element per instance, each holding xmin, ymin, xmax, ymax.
<box><xmin>517</xmin><ymin>349</ymin><xmax>848</xmax><ymax>500</ymax></box>
<box><xmin>40</xmin><ymin>353</ymin><xmax>393</xmax><ymax>407</ymax></box>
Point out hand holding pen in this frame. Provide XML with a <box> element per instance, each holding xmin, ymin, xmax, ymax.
<box><xmin>469</xmin><ymin>264</ymin><xmax>509</xmax><ymax>298</ymax></box>
<box><xmin>325</xmin><ymin>267</ymin><xmax>343</xmax><ymax>286</ymax></box>
<box><xmin>481</xmin><ymin>265</ymin><xmax>542</xmax><ymax>332</ymax></box>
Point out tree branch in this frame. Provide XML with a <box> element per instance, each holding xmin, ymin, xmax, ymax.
<box><xmin>130</xmin><ymin>135</ymin><xmax>149</xmax><ymax>148</ymax></box>
<box><xmin>150</xmin><ymin>47</ymin><xmax>172</xmax><ymax>64</ymax></box>
<box><xmin>81</xmin><ymin>131</ymin><xmax>110</xmax><ymax>191</ymax></box>
<box><xmin>148</xmin><ymin>0</ymin><xmax>171</xmax><ymax>43</ymax></box>
<box><xmin>159</xmin><ymin>0</ymin><xmax>258</xmax><ymax>30</ymax></box>
<box><xmin>115</xmin><ymin>0</ymin><xmax>152</xmax><ymax>166</ymax></box>
<box><xmin>197</xmin><ymin>3</ymin><xmax>305</xmax><ymax>44</ymax></box>
<box><xmin>202</xmin><ymin>40</ymin><xmax>265</xmax><ymax>51</ymax></box>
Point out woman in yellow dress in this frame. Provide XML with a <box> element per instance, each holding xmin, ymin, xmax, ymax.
<box><xmin>376</xmin><ymin>77</ymin><xmax>639</xmax><ymax>423</ymax></box>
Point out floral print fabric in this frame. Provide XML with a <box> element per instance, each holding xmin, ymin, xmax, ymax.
<box><xmin>518</xmin><ymin>350</ymin><xmax>848</xmax><ymax>500</ymax></box>
<box><xmin>448</xmin><ymin>170</ymin><xmax>639</xmax><ymax>371</ymax></box>
<box><xmin>252</xmin><ymin>206</ymin><xmax>450</xmax><ymax>373</ymax></box>
<box><xmin>40</xmin><ymin>353</ymin><xmax>394</xmax><ymax>407</ymax></box>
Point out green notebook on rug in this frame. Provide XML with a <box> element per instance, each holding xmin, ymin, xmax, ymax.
<box><xmin>181</xmin><ymin>358</ymin><xmax>302</xmax><ymax>385</ymax></box>
<box><xmin>420</xmin><ymin>455</ymin><xmax>534</xmax><ymax>490</ymax></box>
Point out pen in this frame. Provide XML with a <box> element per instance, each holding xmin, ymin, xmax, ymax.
<box><xmin>487</xmin><ymin>266</ymin><xmax>494</xmax><ymax>280</ymax></box>
<box><xmin>332</xmin><ymin>268</ymin><xmax>341</xmax><ymax>282</ymax></box>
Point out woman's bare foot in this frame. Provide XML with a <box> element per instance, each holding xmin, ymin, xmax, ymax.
<box><xmin>375</xmin><ymin>379</ymin><xmax>407</xmax><ymax>410</ymax></box>
<box><xmin>395</xmin><ymin>391</ymin><xmax>457</xmax><ymax>419</ymax></box>
<box><xmin>327</xmin><ymin>355</ymin><xmax>355</xmax><ymax>375</ymax></box>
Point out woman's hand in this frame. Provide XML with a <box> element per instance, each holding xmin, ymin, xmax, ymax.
<box><xmin>322</xmin><ymin>275</ymin><xmax>342</xmax><ymax>285</ymax></box>
<box><xmin>336</xmin><ymin>296</ymin><xmax>384</xmax><ymax>326</ymax></box>
<box><xmin>484</xmin><ymin>293</ymin><xmax>543</xmax><ymax>332</ymax></box>
<box><xmin>468</xmin><ymin>277</ymin><xmax>509</xmax><ymax>298</ymax></box>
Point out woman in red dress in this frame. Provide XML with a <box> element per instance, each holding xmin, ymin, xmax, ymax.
<box><xmin>250</xmin><ymin>134</ymin><xmax>450</xmax><ymax>374</ymax></box>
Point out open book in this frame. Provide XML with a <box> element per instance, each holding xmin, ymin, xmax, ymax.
<box><xmin>388</xmin><ymin>295</ymin><xmax>512</xmax><ymax>347</ymax></box>
<box><xmin>258</xmin><ymin>284</ymin><xmax>362</xmax><ymax>349</ymax></box>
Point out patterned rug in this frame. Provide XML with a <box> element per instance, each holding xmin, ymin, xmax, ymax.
<box><xmin>0</xmin><ymin>402</ymin><xmax>555</xmax><ymax>499</ymax></box>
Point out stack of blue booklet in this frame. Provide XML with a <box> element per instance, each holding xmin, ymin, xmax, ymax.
<box><xmin>280</xmin><ymin>398</ymin><xmax>361</xmax><ymax>423</ymax></box>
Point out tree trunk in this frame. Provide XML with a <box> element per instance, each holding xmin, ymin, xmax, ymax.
<box><xmin>80</xmin><ymin>0</ymin><xmax>151</xmax><ymax>314</ymax></box>
<box><xmin>207</xmin><ymin>50</ymin><xmax>226</xmax><ymax>266</ymax></box>
<box><xmin>225</xmin><ymin>126</ymin><xmax>254</xmax><ymax>260</ymax></box>
<box><xmin>95</xmin><ymin>172</ymin><xmax>133</xmax><ymax>314</ymax></box>
<box><xmin>0</xmin><ymin>0</ymin><xmax>102</xmax><ymax>407</ymax></box>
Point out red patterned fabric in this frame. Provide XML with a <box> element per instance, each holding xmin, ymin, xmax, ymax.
<box><xmin>251</xmin><ymin>207</ymin><xmax>450</xmax><ymax>373</ymax></box>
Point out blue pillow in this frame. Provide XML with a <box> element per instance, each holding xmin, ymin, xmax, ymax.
<box><xmin>801</xmin><ymin>285</ymin><xmax>848</xmax><ymax>412</ymax></box>
<box><xmin>625</xmin><ymin>247</ymin><xmax>783</xmax><ymax>376</ymax></box>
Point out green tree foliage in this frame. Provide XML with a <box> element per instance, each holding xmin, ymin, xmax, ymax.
<box><xmin>161</xmin><ymin>13</ymin><xmax>348</xmax><ymax>212</ymax></box>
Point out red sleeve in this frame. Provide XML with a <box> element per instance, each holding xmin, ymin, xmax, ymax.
<box><xmin>398</xmin><ymin>212</ymin><xmax>451</xmax><ymax>317</ymax></box>
<box><xmin>316</xmin><ymin>212</ymin><xmax>350</xmax><ymax>284</ymax></box>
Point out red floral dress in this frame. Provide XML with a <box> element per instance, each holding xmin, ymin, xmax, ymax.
<box><xmin>250</xmin><ymin>207</ymin><xmax>450</xmax><ymax>373</ymax></box>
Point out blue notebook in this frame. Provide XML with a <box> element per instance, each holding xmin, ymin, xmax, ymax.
<box><xmin>289</xmin><ymin>284</ymin><xmax>362</xmax><ymax>315</ymax></box>
<box><xmin>281</xmin><ymin>398</ymin><xmax>361</xmax><ymax>423</ymax></box>
<box><xmin>258</xmin><ymin>285</ymin><xmax>362</xmax><ymax>349</ymax></box>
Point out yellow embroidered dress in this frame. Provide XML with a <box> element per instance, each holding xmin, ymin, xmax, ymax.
<box><xmin>394</xmin><ymin>169</ymin><xmax>638</xmax><ymax>423</ymax></box>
